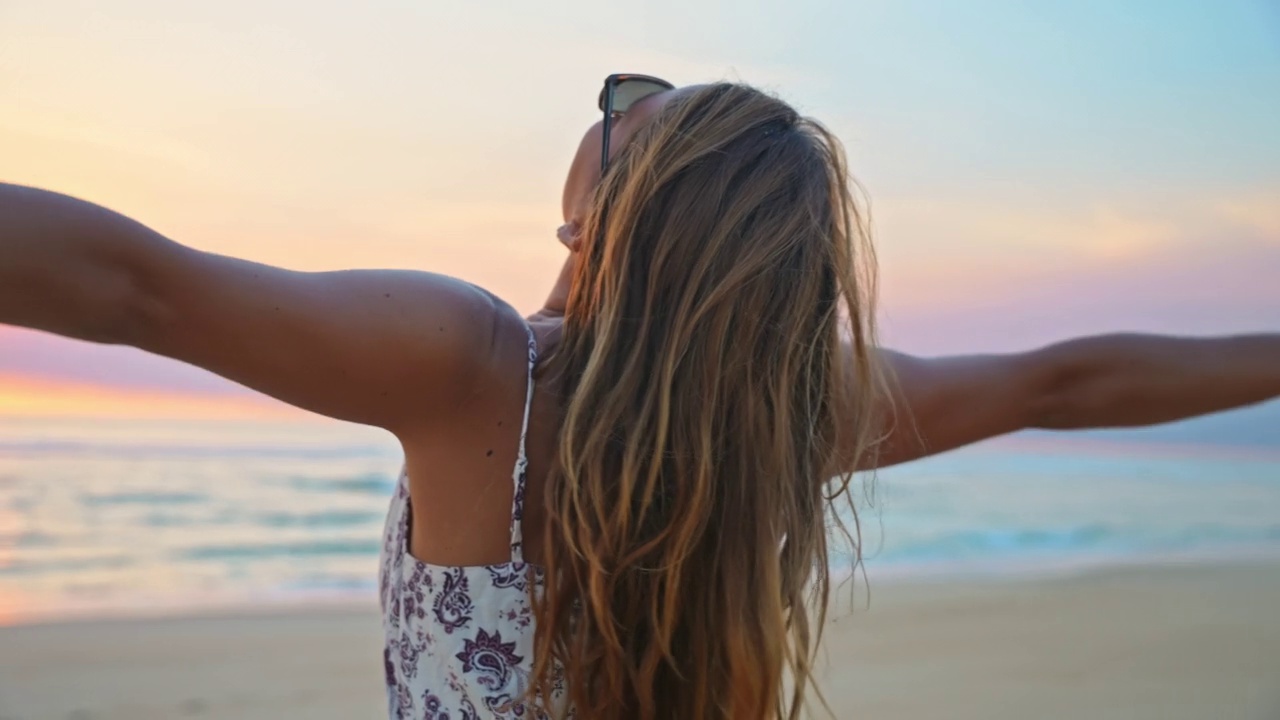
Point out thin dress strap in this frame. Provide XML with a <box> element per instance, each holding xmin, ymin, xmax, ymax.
<box><xmin>509</xmin><ymin>321</ymin><xmax>538</xmax><ymax>563</ymax></box>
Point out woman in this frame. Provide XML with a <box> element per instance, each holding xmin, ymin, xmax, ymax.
<box><xmin>1</xmin><ymin>80</ymin><xmax>1277</xmax><ymax>720</ymax></box>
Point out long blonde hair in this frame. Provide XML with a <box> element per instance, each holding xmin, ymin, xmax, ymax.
<box><xmin>531</xmin><ymin>82</ymin><xmax>882</xmax><ymax>719</ymax></box>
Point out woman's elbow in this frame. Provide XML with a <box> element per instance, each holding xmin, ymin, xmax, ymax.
<box><xmin>1025</xmin><ymin>339</ymin><xmax>1130</xmax><ymax>430</ymax></box>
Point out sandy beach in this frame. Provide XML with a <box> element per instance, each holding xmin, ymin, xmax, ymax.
<box><xmin>2</xmin><ymin>561</ymin><xmax>1278</xmax><ymax>720</ymax></box>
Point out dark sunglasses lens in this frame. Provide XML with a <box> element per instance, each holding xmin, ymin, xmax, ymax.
<box><xmin>608</xmin><ymin>79</ymin><xmax>673</xmax><ymax>113</ymax></box>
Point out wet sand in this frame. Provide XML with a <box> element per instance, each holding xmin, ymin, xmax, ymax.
<box><xmin>2</xmin><ymin>561</ymin><xmax>1278</xmax><ymax>719</ymax></box>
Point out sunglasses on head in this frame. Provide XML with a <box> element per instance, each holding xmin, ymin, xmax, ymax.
<box><xmin>598</xmin><ymin>73</ymin><xmax>675</xmax><ymax>174</ymax></box>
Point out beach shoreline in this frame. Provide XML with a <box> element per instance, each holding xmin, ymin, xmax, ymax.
<box><xmin>8</xmin><ymin>543</ymin><xmax>1279</xmax><ymax>630</ymax></box>
<box><xmin>3</xmin><ymin>559</ymin><xmax>1278</xmax><ymax>720</ymax></box>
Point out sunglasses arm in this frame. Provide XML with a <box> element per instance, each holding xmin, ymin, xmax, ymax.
<box><xmin>600</xmin><ymin>85</ymin><xmax>615</xmax><ymax>175</ymax></box>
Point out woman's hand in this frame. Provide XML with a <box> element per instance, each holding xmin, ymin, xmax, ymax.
<box><xmin>531</xmin><ymin>222</ymin><xmax>582</xmax><ymax>321</ymax></box>
<box><xmin>537</xmin><ymin>112</ymin><xmax>600</xmax><ymax>322</ymax></box>
<box><xmin>557</xmin><ymin>221</ymin><xmax>583</xmax><ymax>252</ymax></box>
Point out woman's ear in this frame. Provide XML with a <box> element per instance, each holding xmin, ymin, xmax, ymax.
<box><xmin>557</xmin><ymin>221</ymin><xmax>583</xmax><ymax>252</ymax></box>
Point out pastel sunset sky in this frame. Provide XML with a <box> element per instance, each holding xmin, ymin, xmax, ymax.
<box><xmin>2</xmin><ymin>0</ymin><xmax>1278</xmax><ymax>420</ymax></box>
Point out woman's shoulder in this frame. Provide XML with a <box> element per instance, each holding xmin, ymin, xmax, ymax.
<box><xmin>463</xmin><ymin>288</ymin><xmax>563</xmax><ymax>386</ymax></box>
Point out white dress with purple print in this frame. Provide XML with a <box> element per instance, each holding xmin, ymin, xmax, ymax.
<box><xmin>379</xmin><ymin>324</ymin><xmax>570</xmax><ymax>719</ymax></box>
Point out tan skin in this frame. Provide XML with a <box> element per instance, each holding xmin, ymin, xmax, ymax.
<box><xmin>1</xmin><ymin>85</ymin><xmax>1278</xmax><ymax>570</ymax></box>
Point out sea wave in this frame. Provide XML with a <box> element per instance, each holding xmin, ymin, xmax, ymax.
<box><xmin>0</xmin><ymin>554</ymin><xmax>137</xmax><ymax>576</ymax></box>
<box><xmin>81</xmin><ymin>491</ymin><xmax>209</xmax><ymax>507</ymax></box>
<box><xmin>285</xmin><ymin>473</ymin><xmax>398</xmax><ymax>495</ymax></box>
<box><xmin>252</xmin><ymin>509</ymin><xmax>386</xmax><ymax>529</ymax></box>
<box><xmin>858</xmin><ymin>522</ymin><xmax>1280</xmax><ymax>566</ymax></box>
<box><xmin>177</xmin><ymin>539</ymin><xmax>382</xmax><ymax>561</ymax></box>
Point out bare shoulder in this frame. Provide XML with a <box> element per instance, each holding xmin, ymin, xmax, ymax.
<box><xmin>476</xmin><ymin>292</ymin><xmax>545</xmax><ymax>377</ymax></box>
<box><xmin>128</xmin><ymin>244</ymin><xmax>526</xmax><ymax>434</ymax></box>
<box><xmin>437</xmin><ymin>290</ymin><xmax>551</xmax><ymax>416</ymax></box>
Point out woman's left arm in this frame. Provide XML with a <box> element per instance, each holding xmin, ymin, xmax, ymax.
<box><xmin>0</xmin><ymin>183</ymin><xmax>508</xmax><ymax>434</ymax></box>
<box><xmin>848</xmin><ymin>333</ymin><xmax>1280</xmax><ymax>471</ymax></box>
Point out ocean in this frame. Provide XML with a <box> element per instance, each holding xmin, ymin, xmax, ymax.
<box><xmin>2</xmin><ymin>405</ymin><xmax>1278</xmax><ymax>625</ymax></box>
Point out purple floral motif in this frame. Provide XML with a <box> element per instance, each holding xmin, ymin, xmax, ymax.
<box><xmin>457</xmin><ymin>695</ymin><xmax>480</xmax><ymax>720</ymax></box>
<box><xmin>510</xmin><ymin>465</ymin><xmax>527</xmax><ymax>525</ymax></box>
<box><xmin>487</xmin><ymin>564</ymin><xmax>528</xmax><ymax>592</ymax></box>
<box><xmin>500</xmin><ymin>603</ymin><xmax>534</xmax><ymax>631</ymax></box>
<box><xmin>484</xmin><ymin>694</ymin><xmax>521</xmax><ymax>716</ymax></box>
<box><xmin>421</xmin><ymin>690</ymin><xmax>449</xmax><ymax>720</ymax></box>
<box><xmin>551</xmin><ymin>664</ymin><xmax>567</xmax><ymax>695</ymax></box>
<box><xmin>515</xmin><ymin>604</ymin><xmax>533</xmax><ymax>630</ymax></box>
<box><xmin>432</xmin><ymin>567</ymin><xmax>474</xmax><ymax>634</ymax></box>
<box><xmin>396</xmin><ymin>683</ymin><xmax>415</xmax><ymax>718</ymax></box>
<box><xmin>403</xmin><ymin>569</ymin><xmax>430</xmax><ymax>622</ymax></box>
<box><xmin>408</xmin><ymin>562</ymin><xmax>435</xmax><ymax>594</ymax></box>
<box><xmin>380</xmin><ymin>562</ymin><xmax>391</xmax><ymax>607</ymax></box>
<box><xmin>398</xmin><ymin>632</ymin><xmax>421</xmax><ymax>680</ymax></box>
<box><xmin>384</xmin><ymin>647</ymin><xmax>397</xmax><ymax>688</ymax></box>
<box><xmin>506</xmin><ymin>327</ymin><xmax>537</xmax><ymax>558</ymax></box>
<box><xmin>454</xmin><ymin>628</ymin><xmax>523</xmax><ymax>691</ymax></box>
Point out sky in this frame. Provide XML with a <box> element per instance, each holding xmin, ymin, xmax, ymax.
<box><xmin>1</xmin><ymin>0</ymin><xmax>1278</xmax><ymax>420</ymax></box>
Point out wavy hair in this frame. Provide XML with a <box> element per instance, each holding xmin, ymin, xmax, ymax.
<box><xmin>530</xmin><ymin>82</ymin><xmax>883</xmax><ymax>719</ymax></box>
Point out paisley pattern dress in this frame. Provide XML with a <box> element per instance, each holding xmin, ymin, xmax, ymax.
<box><xmin>379</xmin><ymin>323</ymin><xmax>570</xmax><ymax>719</ymax></box>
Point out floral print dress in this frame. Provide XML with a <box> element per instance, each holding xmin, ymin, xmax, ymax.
<box><xmin>379</xmin><ymin>324</ymin><xmax>569</xmax><ymax>719</ymax></box>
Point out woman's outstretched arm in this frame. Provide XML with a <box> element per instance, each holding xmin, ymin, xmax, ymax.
<box><xmin>0</xmin><ymin>183</ymin><xmax>508</xmax><ymax>433</ymax></box>
<box><xmin>849</xmin><ymin>333</ymin><xmax>1280</xmax><ymax>470</ymax></box>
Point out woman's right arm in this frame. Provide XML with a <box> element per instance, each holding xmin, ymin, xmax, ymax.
<box><xmin>851</xmin><ymin>333</ymin><xmax>1280</xmax><ymax>470</ymax></box>
<box><xmin>0</xmin><ymin>183</ymin><xmax>509</xmax><ymax>434</ymax></box>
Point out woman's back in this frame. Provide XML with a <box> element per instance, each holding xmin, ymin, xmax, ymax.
<box><xmin>381</xmin><ymin>315</ymin><xmax>567</xmax><ymax>719</ymax></box>
<box><xmin>394</xmin><ymin>313</ymin><xmax>566</xmax><ymax>572</ymax></box>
